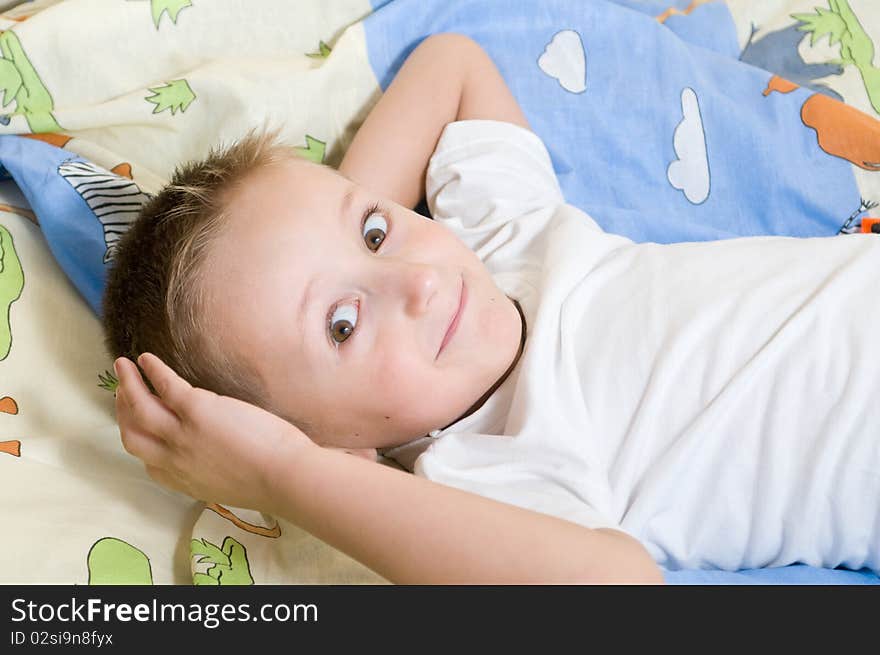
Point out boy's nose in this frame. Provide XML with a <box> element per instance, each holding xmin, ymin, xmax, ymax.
<box><xmin>392</xmin><ymin>262</ymin><xmax>439</xmax><ymax>316</ymax></box>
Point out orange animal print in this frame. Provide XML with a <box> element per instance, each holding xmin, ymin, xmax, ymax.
<box><xmin>1</xmin><ymin>395</ymin><xmax>20</xmax><ymax>457</ymax></box>
<box><xmin>23</xmin><ymin>133</ymin><xmax>72</xmax><ymax>149</ymax></box>
<box><xmin>0</xmin><ymin>396</ymin><xmax>16</xmax><ymax>414</ymax></box>
<box><xmin>0</xmin><ymin>440</ymin><xmax>20</xmax><ymax>456</ymax></box>
<box><xmin>656</xmin><ymin>0</ymin><xmax>715</xmax><ymax>24</ymax></box>
<box><xmin>111</xmin><ymin>163</ymin><xmax>133</xmax><ymax>179</ymax></box>
<box><xmin>206</xmin><ymin>503</ymin><xmax>282</xmax><ymax>538</ymax></box>
<box><xmin>763</xmin><ymin>75</ymin><xmax>880</xmax><ymax>171</ymax></box>
<box><xmin>762</xmin><ymin>75</ymin><xmax>800</xmax><ymax>97</ymax></box>
<box><xmin>0</xmin><ymin>204</ymin><xmax>37</xmax><ymax>225</ymax></box>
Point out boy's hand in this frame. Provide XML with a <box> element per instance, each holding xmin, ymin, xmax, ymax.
<box><xmin>113</xmin><ymin>352</ymin><xmax>313</xmax><ymax>512</ymax></box>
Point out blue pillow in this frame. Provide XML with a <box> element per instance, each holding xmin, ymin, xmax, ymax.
<box><xmin>0</xmin><ymin>135</ymin><xmax>151</xmax><ymax>315</ymax></box>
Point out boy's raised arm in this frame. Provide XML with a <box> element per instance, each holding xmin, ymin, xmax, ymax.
<box><xmin>338</xmin><ymin>33</ymin><xmax>530</xmax><ymax>208</ymax></box>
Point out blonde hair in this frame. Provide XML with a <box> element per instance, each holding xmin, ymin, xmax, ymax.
<box><xmin>103</xmin><ymin>127</ymin><xmax>301</xmax><ymax>416</ymax></box>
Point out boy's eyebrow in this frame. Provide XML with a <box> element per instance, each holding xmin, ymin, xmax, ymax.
<box><xmin>339</xmin><ymin>186</ymin><xmax>356</xmax><ymax>225</ymax></box>
<box><xmin>296</xmin><ymin>186</ymin><xmax>358</xmax><ymax>343</ymax></box>
<box><xmin>298</xmin><ymin>276</ymin><xmax>316</xmax><ymax>335</ymax></box>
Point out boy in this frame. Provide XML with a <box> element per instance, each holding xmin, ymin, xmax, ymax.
<box><xmin>106</xmin><ymin>33</ymin><xmax>879</xmax><ymax>583</ymax></box>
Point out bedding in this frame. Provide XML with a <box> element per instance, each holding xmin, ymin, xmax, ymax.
<box><xmin>0</xmin><ymin>0</ymin><xmax>878</xmax><ymax>584</ymax></box>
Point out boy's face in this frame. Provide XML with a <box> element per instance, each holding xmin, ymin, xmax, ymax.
<box><xmin>202</xmin><ymin>159</ymin><xmax>523</xmax><ymax>451</ymax></box>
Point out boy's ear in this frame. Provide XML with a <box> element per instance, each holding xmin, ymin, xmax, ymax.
<box><xmin>334</xmin><ymin>447</ymin><xmax>378</xmax><ymax>462</ymax></box>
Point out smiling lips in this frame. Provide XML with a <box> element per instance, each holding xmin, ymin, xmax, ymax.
<box><xmin>437</xmin><ymin>276</ymin><xmax>466</xmax><ymax>359</ymax></box>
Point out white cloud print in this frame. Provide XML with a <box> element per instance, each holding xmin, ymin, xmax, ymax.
<box><xmin>538</xmin><ymin>30</ymin><xmax>586</xmax><ymax>94</ymax></box>
<box><xmin>667</xmin><ymin>87</ymin><xmax>710</xmax><ymax>204</ymax></box>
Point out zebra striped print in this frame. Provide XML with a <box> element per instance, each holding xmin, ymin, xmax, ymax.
<box><xmin>58</xmin><ymin>160</ymin><xmax>151</xmax><ymax>263</ymax></box>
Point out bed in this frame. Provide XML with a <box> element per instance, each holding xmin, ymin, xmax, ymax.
<box><xmin>1</xmin><ymin>0</ymin><xmax>878</xmax><ymax>584</ymax></box>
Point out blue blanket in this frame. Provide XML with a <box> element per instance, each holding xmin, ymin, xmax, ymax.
<box><xmin>365</xmin><ymin>0</ymin><xmax>868</xmax><ymax>244</ymax></box>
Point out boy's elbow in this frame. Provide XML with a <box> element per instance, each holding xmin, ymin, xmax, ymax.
<box><xmin>603</xmin><ymin>561</ymin><xmax>665</xmax><ymax>585</ymax></box>
<box><xmin>418</xmin><ymin>32</ymin><xmax>483</xmax><ymax>61</ymax></box>
<box><xmin>585</xmin><ymin>561</ymin><xmax>664</xmax><ymax>585</ymax></box>
<box><xmin>585</xmin><ymin>528</ymin><xmax>665</xmax><ymax>585</ymax></box>
<box><xmin>421</xmin><ymin>32</ymin><xmax>479</xmax><ymax>49</ymax></box>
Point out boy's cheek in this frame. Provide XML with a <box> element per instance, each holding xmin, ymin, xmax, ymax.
<box><xmin>367</xmin><ymin>338</ymin><xmax>416</xmax><ymax>384</ymax></box>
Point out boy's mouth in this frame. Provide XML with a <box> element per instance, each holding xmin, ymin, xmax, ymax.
<box><xmin>436</xmin><ymin>275</ymin><xmax>466</xmax><ymax>360</ymax></box>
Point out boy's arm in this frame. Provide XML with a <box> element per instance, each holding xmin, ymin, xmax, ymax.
<box><xmin>116</xmin><ymin>354</ymin><xmax>663</xmax><ymax>584</ymax></box>
<box><xmin>338</xmin><ymin>33</ymin><xmax>529</xmax><ymax>209</ymax></box>
<box><xmin>272</xmin><ymin>445</ymin><xmax>663</xmax><ymax>584</ymax></box>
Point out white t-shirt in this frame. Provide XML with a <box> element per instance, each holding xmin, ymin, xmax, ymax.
<box><xmin>397</xmin><ymin>119</ymin><xmax>880</xmax><ymax>572</ymax></box>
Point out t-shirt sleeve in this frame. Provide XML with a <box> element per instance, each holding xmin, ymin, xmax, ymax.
<box><xmin>425</xmin><ymin>120</ymin><xmax>565</xmax><ymax>250</ymax></box>
<box><xmin>414</xmin><ymin>431</ymin><xmax>619</xmax><ymax>532</ymax></box>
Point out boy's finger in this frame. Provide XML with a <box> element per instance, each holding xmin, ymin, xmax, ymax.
<box><xmin>144</xmin><ymin>464</ymin><xmax>189</xmax><ymax>496</ymax></box>
<box><xmin>136</xmin><ymin>352</ymin><xmax>193</xmax><ymax>412</ymax></box>
<box><xmin>119</xmin><ymin>423</ymin><xmax>170</xmax><ymax>467</ymax></box>
<box><xmin>114</xmin><ymin>357</ymin><xmax>180</xmax><ymax>436</ymax></box>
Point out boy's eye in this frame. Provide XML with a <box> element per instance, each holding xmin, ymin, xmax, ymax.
<box><xmin>362</xmin><ymin>212</ymin><xmax>388</xmax><ymax>252</ymax></box>
<box><xmin>329</xmin><ymin>301</ymin><xmax>358</xmax><ymax>344</ymax></box>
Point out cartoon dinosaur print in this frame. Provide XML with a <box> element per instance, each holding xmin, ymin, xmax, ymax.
<box><xmin>87</xmin><ymin>537</ymin><xmax>153</xmax><ymax>585</ymax></box>
<box><xmin>763</xmin><ymin>74</ymin><xmax>880</xmax><ymax>171</ymax></box>
<box><xmin>293</xmin><ymin>135</ymin><xmax>326</xmax><ymax>164</ymax></box>
<box><xmin>150</xmin><ymin>0</ymin><xmax>192</xmax><ymax>29</ymax></box>
<box><xmin>801</xmin><ymin>93</ymin><xmax>880</xmax><ymax>171</ymax></box>
<box><xmin>85</xmin><ymin>535</ymin><xmax>253</xmax><ymax>585</ymax></box>
<box><xmin>0</xmin><ymin>30</ymin><xmax>61</xmax><ymax>133</ymax></box>
<box><xmin>306</xmin><ymin>41</ymin><xmax>332</xmax><ymax>59</ymax></box>
<box><xmin>793</xmin><ymin>0</ymin><xmax>880</xmax><ymax>115</ymax></box>
<box><xmin>145</xmin><ymin>79</ymin><xmax>196</xmax><ymax>115</ymax></box>
<box><xmin>191</xmin><ymin>536</ymin><xmax>254</xmax><ymax>585</ymax></box>
<box><xmin>0</xmin><ymin>223</ymin><xmax>24</xmax><ymax>361</ymax></box>
<box><xmin>97</xmin><ymin>370</ymin><xmax>118</xmax><ymax>394</ymax></box>
<box><xmin>741</xmin><ymin>23</ymin><xmax>844</xmax><ymax>101</ymax></box>
<box><xmin>0</xmin><ymin>395</ymin><xmax>20</xmax><ymax>457</ymax></box>
<box><xmin>57</xmin><ymin>160</ymin><xmax>151</xmax><ymax>263</ymax></box>
<box><xmin>839</xmin><ymin>198</ymin><xmax>879</xmax><ymax>233</ymax></box>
